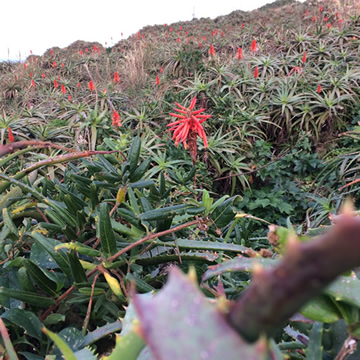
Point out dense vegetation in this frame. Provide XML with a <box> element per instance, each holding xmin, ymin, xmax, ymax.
<box><xmin>0</xmin><ymin>0</ymin><xmax>360</xmax><ymax>358</ymax></box>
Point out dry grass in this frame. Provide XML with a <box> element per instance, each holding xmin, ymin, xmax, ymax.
<box><xmin>120</xmin><ymin>42</ymin><xmax>148</xmax><ymax>91</ymax></box>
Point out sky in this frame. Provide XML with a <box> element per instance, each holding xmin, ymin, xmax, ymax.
<box><xmin>0</xmin><ymin>0</ymin><xmax>305</xmax><ymax>61</ymax></box>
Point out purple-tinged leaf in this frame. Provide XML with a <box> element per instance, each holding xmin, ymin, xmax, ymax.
<box><xmin>202</xmin><ymin>256</ymin><xmax>277</xmax><ymax>282</ymax></box>
<box><xmin>133</xmin><ymin>267</ymin><xmax>265</xmax><ymax>360</ymax></box>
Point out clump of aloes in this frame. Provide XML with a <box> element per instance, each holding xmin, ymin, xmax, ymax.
<box><xmin>168</xmin><ymin>97</ymin><xmax>211</xmax><ymax>164</ymax></box>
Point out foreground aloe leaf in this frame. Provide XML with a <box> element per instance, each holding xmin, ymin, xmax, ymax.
<box><xmin>132</xmin><ymin>267</ymin><xmax>265</xmax><ymax>360</ymax></box>
<box><xmin>201</xmin><ymin>256</ymin><xmax>277</xmax><ymax>282</ymax></box>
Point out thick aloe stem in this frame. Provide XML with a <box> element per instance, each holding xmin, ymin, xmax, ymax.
<box><xmin>227</xmin><ymin>216</ymin><xmax>360</xmax><ymax>342</ymax></box>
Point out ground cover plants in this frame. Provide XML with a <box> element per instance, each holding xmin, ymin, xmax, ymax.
<box><xmin>1</xmin><ymin>0</ymin><xmax>360</xmax><ymax>358</ymax></box>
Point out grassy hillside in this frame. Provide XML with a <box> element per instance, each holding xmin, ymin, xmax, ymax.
<box><xmin>1</xmin><ymin>0</ymin><xmax>360</xmax><ymax>358</ymax></box>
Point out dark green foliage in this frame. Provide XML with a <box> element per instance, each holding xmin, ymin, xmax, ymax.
<box><xmin>0</xmin><ymin>0</ymin><xmax>360</xmax><ymax>358</ymax></box>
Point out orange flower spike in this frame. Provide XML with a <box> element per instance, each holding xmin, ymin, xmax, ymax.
<box><xmin>8</xmin><ymin>127</ymin><xmax>14</xmax><ymax>142</ymax></box>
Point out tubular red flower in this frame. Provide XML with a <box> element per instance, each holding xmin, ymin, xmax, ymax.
<box><xmin>113</xmin><ymin>71</ymin><xmax>120</xmax><ymax>83</ymax></box>
<box><xmin>112</xmin><ymin>110</ymin><xmax>121</xmax><ymax>127</ymax></box>
<box><xmin>302</xmin><ymin>51</ymin><xmax>306</xmax><ymax>64</ymax></box>
<box><xmin>89</xmin><ymin>81</ymin><xmax>95</xmax><ymax>91</ymax></box>
<box><xmin>236</xmin><ymin>47</ymin><xmax>243</xmax><ymax>59</ymax></box>
<box><xmin>254</xmin><ymin>66</ymin><xmax>259</xmax><ymax>79</ymax></box>
<box><xmin>251</xmin><ymin>39</ymin><xmax>257</xmax><ymax>52</ymax></box>
<box><xmin>8</xmin><ymin>127</ymin><xmax>14</xmax><ymax>142</ymax></box>
<box><xmin>168</xmin><ymin>97</ymin><xmax>210</xmax><ymax>151</ymax></box>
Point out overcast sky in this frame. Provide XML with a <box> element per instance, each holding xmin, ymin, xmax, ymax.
<box><xmin>1</xmin><ymin>0</ymin><xmax>305</xmax><ymax>61</ymax></box>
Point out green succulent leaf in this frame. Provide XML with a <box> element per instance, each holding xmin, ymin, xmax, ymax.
<box><xmin>99</xmin><ymin>203</ymin><xmax>117</xmax><ymax>258</ymax></box>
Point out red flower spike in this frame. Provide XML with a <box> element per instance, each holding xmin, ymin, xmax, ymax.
<box><xmin>209</xmin><ymin>44</ymin><xmax>215</xmax><ymax>56</ymax></box>
<box><xmin>254</xmin><ymin>66</ymin><xmax>259</xmax><ymax>79</ymax></box>
<box><xmin>156</xmin><ymin>75</ymin><xmax>160</xmax><ymax>85</ymax></box>
<box><xmin>302</xmin><ymin>51</ymin><xmax>306</xmax><ymax>64</ymax></box>
<box><xmin>42</xmin><ymin>73</ymin><xmax>45</xmax><ymax>78</ymax></box>
<box><xmin>168</xmin><ymin>97</ymin><xmax>210</xmax><ymax>163</ymax></box>
<box><xmin>242</xmin><ymin>23</ymin><xmax>245</xmax><ymax>28</ymax></box>
<box><xmin>31</xmin><ymin>79</ymin><xmax>36</xmax><ymax>88</ymax></box>
<box><xmin>68</xmin><ymin>95</ymin><xmax>72</xmax><ymax>101</ymax></box>
<box><xmin>50</xmin><ymin>49</ymin><xmax>54</xmax><ymax>56</ymax></box>
<box><xmin>199</xmin><ymin>42</ymin><xmax>202</xmax><ymax>48</ymax></box>
<box><xmin>112</xmin><ymin>110</ymin><xmax>121</xmax><ymax>127</ymax></box>
<box><xmin>251</xmin><ymin>39</ymin><xmax>257</xmax><ymax>52</ymax></box>
<box><xmin>24</xmin><ymin>63</ymin><xmax>27</xmax><ymax>70</ymax></box>
<box><xmin>77</xmin><ymin>82</ymin><xmax>81</xmax><ymax>88</ymax></box>
<box><xmin>53</xmin><ymin>61</ymin><xmax>57</xmax><ymax>68</ymax></box>
<box><xmin>317</xmin><ymin>84</ymin><xmax>322</xmax><ymax>93</ymax></box>
<box><xmin>236</xmin><ymin>47</ymin><xmax>243</xmax><ymax>59</ymax></box>
<box><xmin>177</xmin><ymin>37</ymin><xmax>180</xmax><ymax>43</ymax></box>
<box><xmin>88</xmin><ymin>81</ymin><xmax>95</xmax><ymax>91</ymax></box>
<box><xmin>54</xmin><ymin>79</ymin><xmax>59</xmax><ymax>88</ymax></box>
<box><xmin>113</xmin><ymin>71</ymin><xmax>120</xmax><ymax>83</ymax></box>
<box><xmin>8</xmin><ymin>127</ymin><xmax>14</xmax><ymax>143</ymax></box>
<box><xmin>61</xmin><ymin>84</ymin><xmax>66</xmax><ymax>94</ymax></box>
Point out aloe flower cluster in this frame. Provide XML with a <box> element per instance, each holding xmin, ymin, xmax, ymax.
<box><xmin>168</xmin><ymin>97</ymin><xmax>211</xmax><ymax>163</ymax></box>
